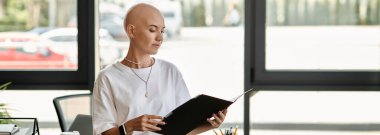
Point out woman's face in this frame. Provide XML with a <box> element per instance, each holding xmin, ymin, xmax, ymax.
<box><xmin>131</xmin><ymin>12</ymin><xmax>165</xmax><ymax>55</ymax></box>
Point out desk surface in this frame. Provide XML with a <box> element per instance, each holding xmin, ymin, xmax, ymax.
<box><xmin>14</xmin><ymin>128</ymin><xmax>29</xmax><ymax>135</ymax></box>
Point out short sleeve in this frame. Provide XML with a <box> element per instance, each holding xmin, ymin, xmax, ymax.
<box><xmin>92</xmin><ymin>75</ymin><xmax>118</xmax><ymax>135</ymax></box>
<box><xmin>175</xmin><ymin>72</ymin><xmax>191</xmax><ymax>107</ymax></box>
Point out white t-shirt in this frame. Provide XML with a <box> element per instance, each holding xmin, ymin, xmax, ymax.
<box><xmin>92</xmin><ymin>58</ymin><xmax>191</xmax><ymax>135</ymax></box>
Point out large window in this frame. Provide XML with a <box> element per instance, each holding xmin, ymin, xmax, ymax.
<box><xmin>98</xmin><ymin>0</ymin><xmax>245</xmax><ymax>134</ymax></box>
<box><xmin>245</xmin><ymin>0</ymin><xmax>380</xmax><ymax>135</ymax></box>
<box><xmin>266</xmin><ymin>0</ymin><xmax>380</xmax><ymax>71</ymax></box>
<box><xmin>246</xmin><ymin>0</ymin><xmax>380</xmax><ymax>90</ymax></box>
<box><xmin>0</xmin><ymin>0</ymin><xmax>78</xmax><ymax>70</ymax></box>
<box><xmin>0</xmin><ymin>0</ymin><xmax>94</xmax><ymax>89</ymax></box>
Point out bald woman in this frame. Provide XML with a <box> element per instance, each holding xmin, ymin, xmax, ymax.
<box><xmin>92</xmin><ymin>3</ymin><xmax>227</xmax><ymax>135</ymax></box>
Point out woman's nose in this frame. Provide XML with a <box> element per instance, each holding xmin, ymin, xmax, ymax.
<box><xmin>156</xmin><ymin>32</ymin><xmax>163</xmax><ymax>42</ymax></box>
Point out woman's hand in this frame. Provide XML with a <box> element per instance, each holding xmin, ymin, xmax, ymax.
<box><xmin>186</xmin><ymin>109</ymin><xmax>228</xmax><ymax>135</ymax></box>
<box><xmin>207</xmin><ymin>109</ymin><xmax>228</xmax><ymax>128</ymax></box>
<box><xmin>124</xmin><ymin>114</ymin><xmax>166</xmax><ymax>132</ymax></box>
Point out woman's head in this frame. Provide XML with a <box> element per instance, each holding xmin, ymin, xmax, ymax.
<box><xmin>124</xmin><ymin>3</ymin><xmax>165</xmax><ymax>55</ymax></box>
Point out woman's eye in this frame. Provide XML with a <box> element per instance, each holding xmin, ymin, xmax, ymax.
<box><xmin>149</xmin><ymin>29</ymin><xmax>156</xmax><ymax>32</ymax></box>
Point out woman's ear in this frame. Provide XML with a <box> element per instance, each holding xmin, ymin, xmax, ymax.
<box><xmin>126</xmin><ymin>24</ymin><xmax>135</xmax><ymax>39</ymax></box>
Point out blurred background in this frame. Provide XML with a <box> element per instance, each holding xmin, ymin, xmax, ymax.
<box><xmin>0</xmin><ymin>0</ymin><xmax>380</xmax><ymax>135</ymax></box>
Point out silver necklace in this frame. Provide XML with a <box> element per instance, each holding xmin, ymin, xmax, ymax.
<box><xmin>130</xmin><ymin>63</ymin><xmax>153</xmax><ymax>98</ymax></box>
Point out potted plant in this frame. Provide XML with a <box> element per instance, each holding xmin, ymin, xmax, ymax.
<box><xmin>0</xmin><ymin>82</ymin><xmax>12</xmax><ymax>124</ymax></box>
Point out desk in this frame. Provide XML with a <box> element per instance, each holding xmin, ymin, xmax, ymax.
<box><xmin>0</xmin><ymin>118</ymin><xmax>39</xmax><ymax>135</ymax></box>
<box><xmin>14</xmin><ymin>128</ymin><xmax>30</xmax><ymax>135</ymax></box>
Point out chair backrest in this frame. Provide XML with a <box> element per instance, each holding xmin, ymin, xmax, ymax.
<box><xmin>53</xmin><ymin>93</ymin><xmax>92</xmax><ymax>132</ymax></box>
<box><xmin>68</xmin><ymin>114</ymin><xmax>93</xmax><ymax>135</ymax></box>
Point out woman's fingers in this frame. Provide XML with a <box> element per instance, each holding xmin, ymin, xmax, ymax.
<box><xmin>207</xmin><ymin>118</ymin><xmax>218</xmax><ymax>127</ymax></box>
<box><xmin>212</xmin><ymin>110</ymin><xmax>226</xmax><ymax>123</ymax></box>
<box><xmin>130</xmin><ymin>114</ymin><xmax>165</xmax><ymax>131</ymax></box>
<box><xmin>147</xmin><ymin>118</ymin><xmax>166</xmax><ymax>125</ymax></box>
<box><xmin>207</xmin><ymin>109</ymin><xmax>228</xmax><ymax>128</ymax></box>
<box><xmin>144</xmin><ymin>115</ymin><xmax>165</xmax><ymax>131</ymax></box>
<box><xmin>212</xmin><ymin>113</ymin><xmax>223</xmax><ymax>124</ymax></box>
<box><xmin>146</xmin><ymin>115</ymin><xmax>163</xmax><ymax>120</ymax></box>
<box><xmin>142</xmin><ymin>122</ymin><xmax>162</xmax><ymax>131</ymax></box>
<box><xmin>144</xmin><ymin>115</ymin><xmax>165</xmax><ymax>124</ymax></box>
<box><xmin>222</xmin><ymin>109</ymin><xmax>228</xmax><ymax>115</ymax></box>
<box><xmin>218</xmin><ymin>111</ymin><xmax>226</xmax><ymax>120</ymax></box>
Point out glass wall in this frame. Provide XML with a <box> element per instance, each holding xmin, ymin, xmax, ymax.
<box><xmin>0</xmin><ymin>0</ymin><xmax>78</xmax><ymax>70</ymax></box>
<box><xmin>266</xmin><ymin>0</ymin><xmax>380</xmax><ymax>71</ymax></box>
<box><xmin>248</xmin><ymin>0</ymin><xmax>380</xmax><ymax>135</ymax></box>
<box><xmin>0</xmin><ymin>0</ymin><xmax>86</xmax><ymax>134</ymax></box>
<box><xmin>0</xmin><ymin>0</ymin><xmax>244</xmax><ymax>134</ymax></box>
<box><xmin>98</xmin><ymin>0</ymin><xmax>245</xmax><ymax>134</ymax></box>
<box><xmin>250</xmin><ymin>91</ymin><xmax>380</xmax><ymax>135</ymax></box>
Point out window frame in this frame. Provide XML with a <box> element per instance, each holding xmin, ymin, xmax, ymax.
<box><xmin>244</xmin><ymin>0</ymin><xmax>380</xmax><ymax>134</ymax></box>
<box><xmin>0</xmin><ymin>0</ymin><xmax>95</xmax><ymax>90</ymax></box>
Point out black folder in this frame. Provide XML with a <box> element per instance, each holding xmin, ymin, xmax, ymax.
<box><xmin>154</xmin><ymin>88</ymin><xmax>258</xmax><ymax>135</ymax></box>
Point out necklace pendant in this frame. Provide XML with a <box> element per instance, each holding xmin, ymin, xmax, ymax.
<box><xmin>145</xmin><ymin>92</ymin><xmax>148</xmax><ymax>97</ymax></box>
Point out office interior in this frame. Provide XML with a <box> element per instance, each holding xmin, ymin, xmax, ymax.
<box><xmin>1</xmin><ymin>0</ymin><xmax>380</xmax><ymax>135</ymax></box>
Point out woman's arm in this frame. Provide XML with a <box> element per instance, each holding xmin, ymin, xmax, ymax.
<box><xmin>101</xmin><ymin>114</ymin><xmax>166</xmax><ymax>135</ymax></box>
<box><xmin>101</xmin><ymin>127</ymin><xmax>121</xmax><ymax>135</ymax></box>
<box><xmin>187</xmin><ymin>109</ymin><xmax>228</xmax><ymax>135</ymax></box>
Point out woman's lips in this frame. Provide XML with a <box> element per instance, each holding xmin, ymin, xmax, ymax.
<box><xmin>153</xmin><ymin>43</ymin><xmax>161</xmax><ymax>47</ymax></box>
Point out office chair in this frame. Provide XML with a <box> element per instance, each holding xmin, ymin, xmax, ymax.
<box><xmin>68</xmin><ymin>114</ymin><xmax>93</xmax><ymax>135</ymax></box>
<box><xmin>53</xmin><ymin>93</ymin><xmax>93</xmax><ymax>135</ymax></box>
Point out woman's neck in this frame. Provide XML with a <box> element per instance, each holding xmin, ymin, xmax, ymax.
<box><xmin>122</xmin><ymin>53</ymin><xmax>153</xmax><ymax>69</ymax></box>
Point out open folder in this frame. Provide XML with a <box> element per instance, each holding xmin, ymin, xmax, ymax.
<box><xmin>154</xmin><ymin>88</ymin><xmax>258</xmax><ymax>135</ymax></box>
